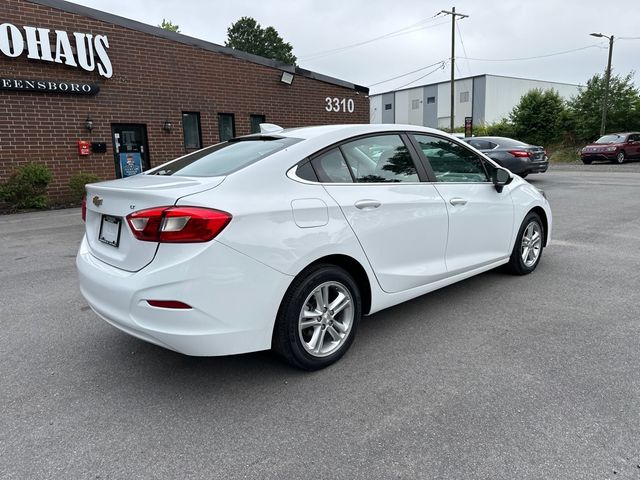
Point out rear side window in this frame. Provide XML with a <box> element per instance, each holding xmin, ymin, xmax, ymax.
<box><xmin>311</xmin><ymin>149</ymin><xmax>354</xmax><ymax>183</ymax></box>
<box><xmin>149</xmin><ymin>137</ymin><xmax>301</xmax><ymax>177</ymax></box>
<box><xmin>413</xmin><ymin>134</ymin><xmax>489</xmax><ymax>183</ymax></box>
<box><xmin>341</xmin><ymin>135</ymin><xmax>419</xmax><ymax>183</ymax></box>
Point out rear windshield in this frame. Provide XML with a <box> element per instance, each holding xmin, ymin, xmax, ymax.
<box><xmin>493</xmin><ymin>138</ymin><xmax>528</xmax><ymax>148</ymax></box>
<box><xmin>148</xmin><ymin>137</ymin><xmax>301</xmax><ymax>177</ymax></box>
<box><xmin>595</xmin><ymin>134</ymin><xmax>625</xmax><ymax>144</ymax></box>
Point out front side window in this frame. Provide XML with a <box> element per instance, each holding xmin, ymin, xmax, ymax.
<box><xmin>340</xmin><ymin>135</ymin><xmax>419</xmax><ymax>183</ymax></box>
<box><xmin>182</xmin><ymin>112</ymin><xmax>202</xmax><ymax>150</ymax></box>
<box><xmin>218</xmin><ymin>113</ymin><xmax>235</xmax><ymax>142</ymax></box>
<box><xmin>413</xmin><ymin>134</ymin><xmax>489</xmax><ymax>183</ymax></box>
<box><xmin>149</xmin><ymin>137</ymin><xmax>301</xmax><ymax>177</ymax></box>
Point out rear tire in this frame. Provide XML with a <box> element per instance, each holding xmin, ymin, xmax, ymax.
<box><xmin>273</xmin><ymin>264</ymin><xmax>361</xmax><ymax>370</ymax></box>
<box><xmin>615</xmin><ymin>151</ymin><xmax>626</xmax><ymax>164</ymax></box>
<box><xmin>582</xmin><ymin>159</ymin><xmax>592</xmax><ymax>165</ymax></box>
<box><xmin>505</xmin><ymin>212</ymin><xmax>544</xmax><ymax>275</ymax></box>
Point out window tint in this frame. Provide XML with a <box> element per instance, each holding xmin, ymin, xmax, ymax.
<box><xmin>413</xmin><ymin>134</ymin><xmax>489</xmax><ymax>183</ymax></box>
<box><xmin>182</xmin><ymin>112</ymin><xmax>202</xmax><ymax>150</ymax></box>
<box><xmin>384</xmin><ymin>103</ymin><xmax>392</xmax><ymax>110</ymax></box>
<box><xmin>296</xmin><ymin>161</ymin><xmax>318</xmax><ymax>182</ymax></box>
<box><xmin>466</xmin><ymin>139</ymin><xmax>494</xmax><ymax>150</ymax></box>
<box><xmin>149</xmin><ymin>138</ymin><xmax>301</xmax><ymax>177</ymax></box>
<box><xmin>426</xmin><ymin>96</ymin><xmax>436</xmax><ymax>104</ymax></box>
<box><xmin>250</xmin><ymin>114</ymin><xmax>266</xmax><ymax>134</ymax></box>
<box><xmin>341</xmin><ymin>135</ymin><xmax>419</xmax><ymax>183</ymax></box>
<box><xmin>218</xmin><ymin>113</ymin><xmax>235</xmax><ymax>142</ymax></box>
<box><xmin>311</xmin><ymin>149</ymin><xmax>353</xmax><ymax>183</ymax></box>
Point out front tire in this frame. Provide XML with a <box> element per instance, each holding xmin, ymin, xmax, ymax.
<box><xmin>582</xmin><ymin>159</ymin><xmax>592</xmax><ymax>165</ymax></box>
<box><xmin>505</xmin><ymin>212</ymin><xmax>544</xmax><ymax>275</ymax></box>
<box><xmin>615</xmin><ymin>150</ymin><xmax>626</xmax><ymax>164</ymax></box>
<box><xmin>273</xmin><ymin>264</ymin><xmax>361</xmax><ymax>370</ymax></box>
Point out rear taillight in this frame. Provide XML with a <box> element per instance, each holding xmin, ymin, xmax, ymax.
<box><xmin>508</xmin><ymin>150</ymin><xmax>532</xmax><ymax>158</ymax></box>
<box><xmin>81</xmin><ymin>196</ymin><xmax>87</xmax><ymax>222</ymax></box>
<box><xmin>126</xmin><ymin>206</ymin><xmax>232</xmax><ymax>243</ymax></box>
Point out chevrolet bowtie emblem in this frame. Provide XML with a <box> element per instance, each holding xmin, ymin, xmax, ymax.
<box><xmin>92</xmin><ymin>196</ymin><xmax>103</xmax><ymax>207</ymax></box>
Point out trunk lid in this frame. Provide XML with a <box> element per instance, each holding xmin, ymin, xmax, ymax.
<box><xmin>84</xmin><ymin>174</ymin><xmax>224</xmax><ymax>271</ymax></box>
<box><xmin>528</xmin><ymin>146</ymin><xmax>546</xmax><ymax>162</ymax></box>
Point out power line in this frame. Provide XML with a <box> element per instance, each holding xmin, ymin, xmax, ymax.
<box><xmin>367</xmin><ymin>60</ymin><xmax>447</xmax><ymax>87</ymax></box>
<box><xmin>299</xmin><ymin>16</ymin><xmax>448</xmax><ymax>61</ymax></box>
<box><xmin>459</xmin><ymin>44</ymin><xmax>605</xmax><ymax>62</ymax></box>
<box><xmin>390</xmin><ymin>61</ymin><xmax>448</xmax><ymax>91</ymax></box>
<box><xmin>456</xmin><ymin>20</ymin><xmax>471</xmax><ymax>75</ymax></box>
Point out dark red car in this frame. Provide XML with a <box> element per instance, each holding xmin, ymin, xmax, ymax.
<box><xmin>581</xmin><ymin>132</ymin><xmax>640</xmax><ymax>164</ymax></box>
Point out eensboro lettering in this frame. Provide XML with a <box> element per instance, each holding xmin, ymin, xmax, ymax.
<box><xmin>0</xmin><ymin>78</ymin><xmax>99</xmax><ymax>94</ymax></box>
<box><xmin>0</xmin><ymin>23</ymin><xmax>112</xmax><ymax>78</ymax></box>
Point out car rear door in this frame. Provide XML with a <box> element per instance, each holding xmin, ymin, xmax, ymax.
<box><xmin>410</xmin><ymin>134</ymin><xmax>515</xmax><ymax>273</ymax></box>
<box><xmin>314</xmin><ymin>133</ymin><xmax>449</xmax><ymax>294</ymax></box>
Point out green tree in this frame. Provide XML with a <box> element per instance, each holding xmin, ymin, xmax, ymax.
<box><xmin>509</xmin><ymin>89</ymin><xmax>567</xmax><ymax>146</ymax></box>
<box><xmin>225</xmin><ymin>17</ymin><xmax>297</xmax><ymax>65</ymax></box>
<box><xmin>159</xmin><ymin>19</ymin><xmax>180</xmax><ymax>33</ymax></box>
<box><xmin>568</xmin><ymin>72</ymin><xmax>640</xmax><ymax>142</ymax></box>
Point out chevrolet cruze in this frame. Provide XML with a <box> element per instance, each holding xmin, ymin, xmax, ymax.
<box><xmin>77</xmin><ymin>124</ymin><xmax>552</xmax><ymax>370</ymax></box>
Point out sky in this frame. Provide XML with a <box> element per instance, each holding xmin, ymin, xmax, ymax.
<box><xmin>69</xmin><ymin>0</ymin><xmax>639</xmax><ymax>95</ymax></box>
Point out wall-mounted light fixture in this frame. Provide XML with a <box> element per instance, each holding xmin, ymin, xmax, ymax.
<box><xmin>84</xmin><ymin>116</ymin><xmax>93</xmax><ymax>132</ymax></box>
<box><xmin>163</xmin><ymin>119</ymin><xmax>173</xmax><ymax>133</ymax></box>
<box><xmin>280</xmin><ymin>71</ymin><xmax>294</xmax><ymax>85</ymax></box>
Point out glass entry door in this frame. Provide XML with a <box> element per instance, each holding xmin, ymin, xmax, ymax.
<box><xmin>112</xmin><ymin>124</ymin><xmax>150</xmax><ymax>178</ymax></box>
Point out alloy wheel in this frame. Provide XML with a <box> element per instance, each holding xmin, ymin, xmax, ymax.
<box><xmin>298</xmin><ymin>281</ymin><xmax>354</xmax><ymax>358</ymax></box>
<box><xmin>521</xmin><ymin>221</ymin><xmax>542</xmax><ymax>268</ymax></box>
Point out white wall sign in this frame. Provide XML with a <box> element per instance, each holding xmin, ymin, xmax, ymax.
<box><xmin>0</xmin><ymin>23</ymin><xmax>112</xmax><ymax>78</ymax></box>
<box><xmin>325</xmin><ymin>97</ymin><xmax>355</xmax><ymax>113</ymax></box>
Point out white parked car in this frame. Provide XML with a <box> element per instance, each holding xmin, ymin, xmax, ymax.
<box><xmin>77</xmin><ymin>124</ymin><xmax>552</xmax><ymax>370</ymax></box>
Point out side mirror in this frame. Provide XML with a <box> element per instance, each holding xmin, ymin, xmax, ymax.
<box><xmin>493</xmin><ymin>168</ymin><xmax>512</xmax><ymax>193</ymax></box>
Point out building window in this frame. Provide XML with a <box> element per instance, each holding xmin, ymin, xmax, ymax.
<box><xmin>250</xmin><ymin>114</ymin><xmax>266</xmax><ymax>134</ymax></box>
<box><xmin>384</xmin><ymin>103</ymin><xmax>392</xmax><ymax>110</ymax></box>
<box><xmin>182</xmin><ymin>112</ymin><xmax>202</xmax><ymax>150</ymax></box>
<box><xmin>218</xmin><ymin>113</ymin><xmax>235</xmax><ymax>142</ymax></box>
<box><xmin>460</xmin><ymin>91</ymin><xmax>470</xmax><ymax>103</ymax></box>
<box><xmin>426</xmin><ymin>96</ymin><xmax>436</xmax><ymax>104</ymax></box>
<box><xmin>411</xmin><ymin>99</ymin><xmax>420</xmax><ymax>110</ymax></box>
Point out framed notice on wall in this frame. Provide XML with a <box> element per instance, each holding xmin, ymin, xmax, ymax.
<box><xmin>119</xmin><ymin>152</ymin><xmax>143</xmax><ymax>177</ymax></box>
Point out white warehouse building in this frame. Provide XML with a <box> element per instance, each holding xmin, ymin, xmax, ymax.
<box><xmin>370</xmin><ymin>74</ymin><xmax>580</xmax><ymax>129</ymax></box>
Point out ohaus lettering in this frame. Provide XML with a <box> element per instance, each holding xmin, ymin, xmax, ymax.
<box><xmin>0</xmin><ymin>23</ymin><xmax>112</xmax><ymax>78</ymax></box>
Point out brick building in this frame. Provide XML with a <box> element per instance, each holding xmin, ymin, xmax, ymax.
<box><xmin>0</xmin><ymin>0</ymin><xmax>369</xmax><ymax>201</ymax></box>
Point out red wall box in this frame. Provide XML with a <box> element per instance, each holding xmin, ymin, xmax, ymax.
<box><xmin>0</xmin><ymin>0</ymin><xmax>369</xmax><ymax>202</ymax></box>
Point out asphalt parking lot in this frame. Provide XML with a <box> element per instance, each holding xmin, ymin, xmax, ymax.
<box><xmin>1</xmin><ymin>163</ymin><xmax>639</xmax><ymax>480</ymax></box>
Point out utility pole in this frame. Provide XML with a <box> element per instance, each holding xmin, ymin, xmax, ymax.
<box><xmin>590</xmin><ymin>33</ymin><xmax>614</xmax><ymax>136</ymax></box>
<box><xmin>441</xmin><ymin>7</ymin><xmax>468</xmax><ymax>133</ymax></box>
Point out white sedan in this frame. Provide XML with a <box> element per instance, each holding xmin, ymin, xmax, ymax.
<box><xmin>77</xmin><ymin>124</ymin><xmax>551</xmax><ymax>370</ymax></box>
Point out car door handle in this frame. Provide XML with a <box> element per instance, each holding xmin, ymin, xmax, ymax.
<box><xmin>449</xmin><ymin>197</ymin><xmax>467</xmax><ymax>206</ymax></box>
<box><xmin>354</xmin><ymin>199</ymin><xmax>381</xmax><ymax>210</ymax></box>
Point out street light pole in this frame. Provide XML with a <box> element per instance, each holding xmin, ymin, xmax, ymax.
<box><xmin>590</xmin><ymin>33</ymin><xmax>614</xmax><ymax>136</ymax></box>
<box><xmin>441</xmin><ymin>7</ymin><xmax>468</xmax><ymax>133</ymax></box>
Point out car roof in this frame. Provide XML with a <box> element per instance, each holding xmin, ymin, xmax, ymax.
<box><xmin>274</xmin><ymin>124</ymin><xmax>449</xmax><ymax>141</ymax></box>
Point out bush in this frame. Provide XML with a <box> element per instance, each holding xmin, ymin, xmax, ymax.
<box><xmin>69</xmin><ymin>173</ymin><xmax>100</xmax><ymax>203</ymax></box>
<box><xmin>0</xmin><ymin>162</ymin><xmax>52</xmax><ymax>209</ymax></box>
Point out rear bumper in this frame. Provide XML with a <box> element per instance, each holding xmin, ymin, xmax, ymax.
<box><xmin>525</xmin><ymin>160</ymin><xmax>549</xmax><ymax>174</ymax></box>
<box><xmin>77</xmin><ymin>236</ymin><xmax>293</xmax><ymax>356</ymax></box>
